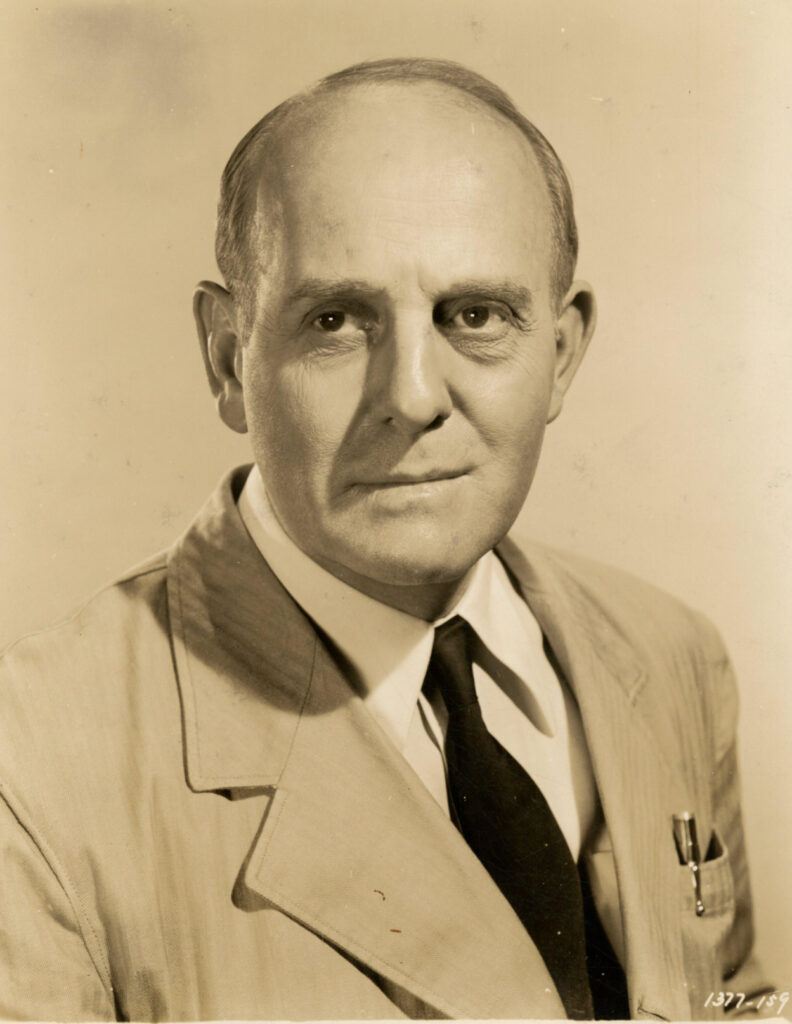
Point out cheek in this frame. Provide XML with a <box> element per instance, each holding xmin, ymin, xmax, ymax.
<box><xmin>244</xmin><ymin>360</ymin><xmax>357</xmax><ymax>485</ymax></box>
<box><xmin>477</xmin><ymin>399</ymin><xmax>549</xmax><ymax>525</ymax></box>
<box><xmin>466</xmin><ymin>354</ymin><xmax>555</xmax><ymax>461</ymax></box>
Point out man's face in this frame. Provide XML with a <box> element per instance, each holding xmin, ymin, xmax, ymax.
<box><xmin>235</xmin><ymin>83</ymin><xmax>584</xmax><ymax>605</ymax></box>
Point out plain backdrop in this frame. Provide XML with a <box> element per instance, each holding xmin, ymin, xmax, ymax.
<box><xmin>2</xmin><ymin>0</ymin><xmax>790</xmax><ymax>986</ymax></box>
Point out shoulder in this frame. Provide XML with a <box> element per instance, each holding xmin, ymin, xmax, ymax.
<box><xmin>0</xmin><ymin>553</ymin><xmax>178</xmax><ymax>813</ymax></box>
<box><xmin>0</xmin><ymin>551</ymin><xmax>171</xmax><ymax>688</ymax></box>
<box><xmin>504</xmin><ymin>535</ymin><xmax>728</xmax><ymax>659</ymax></box>
<box><xmin>500</xmin><ymin>535</ymin><xmax>739</xmax><ymax>755</ymax></box>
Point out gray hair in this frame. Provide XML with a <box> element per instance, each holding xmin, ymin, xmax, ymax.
<box><xmin>215</xmin><ymin>58</ymin><xmax>578</xmax><ymax>319</ymax></box>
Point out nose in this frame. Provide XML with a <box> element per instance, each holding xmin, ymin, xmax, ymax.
<box><xmin>371</xmin><ymin>313</ymin><xmax>453</xmax><ymax>433</ymax></box>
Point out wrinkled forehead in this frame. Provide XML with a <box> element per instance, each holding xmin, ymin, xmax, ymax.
<box><xmin>248</xmin><ymin>81</ymin><xmax>555</xmax><ymax>286</ymax></box>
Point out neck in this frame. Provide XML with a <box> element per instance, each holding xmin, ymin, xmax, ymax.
<box><xmin>311</xmin><ymin>555</ymin><xmax>476</xmax><ymax>622</ymax></box>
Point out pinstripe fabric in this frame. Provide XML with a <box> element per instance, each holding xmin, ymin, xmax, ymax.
<box><xmin>0</xmin><ymin>466</ymin><xmax>766</xmax><ymax>1020</ymax></box>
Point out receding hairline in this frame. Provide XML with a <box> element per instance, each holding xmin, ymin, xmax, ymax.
<box><xmin>249</xmin><ymin>77</ymin><xmax>553</xmax><ymax>230</ymax></box>
<box><xmin>260</xmin><ymin>74</ymin><xmax>544</xmax><ymax>155</ymax></box>
<box><xmin>215</xmin><ymin>58</ymin><xmax>578</xmax><ymax>318</ymax></box>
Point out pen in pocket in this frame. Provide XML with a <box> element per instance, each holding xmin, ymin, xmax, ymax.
<box><xmin>673</xmin><ymin>811</ymin><xmax>705</xmax><ymax>916</ymax></box>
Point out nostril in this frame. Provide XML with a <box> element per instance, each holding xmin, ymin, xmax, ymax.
<box><xmin>383</xmin><ymin>408</ymin><xmax>448</xmax><ymax>432</ymax></box>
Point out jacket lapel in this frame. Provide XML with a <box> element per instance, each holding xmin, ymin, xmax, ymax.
<box><xmin>498</xmin><ymin>537</ymin><xmax>692</xmax><ymax>1021</ymax></box>
<box><xmin>167</xmin><ymin>469</ymin><xmax>564</xmax><ymax>1020</ymax></box>
<box><xmin>244</xmin><ymin>639</ymin><xmax>565</xmax><ymax>1020</ymax></box>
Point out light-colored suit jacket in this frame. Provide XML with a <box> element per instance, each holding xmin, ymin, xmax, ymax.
<box><xmin>0</xmin><ymin>467</ymin><xmax>764</xmax><ymax>1020</ymax></box>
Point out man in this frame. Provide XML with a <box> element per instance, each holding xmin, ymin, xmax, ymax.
<box><xmin>0</xmin><ymin>58</ymin><xmax>768</xmax><ymax>1019</ymax></box>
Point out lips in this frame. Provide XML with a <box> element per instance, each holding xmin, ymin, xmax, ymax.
<box><xmin>358</xmin><ymin>469</ymin><xmax>469</xmax><ymax>487</ymax></box>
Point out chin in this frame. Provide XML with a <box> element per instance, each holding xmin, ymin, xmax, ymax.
<box><xmin>339</xmin><ymin>534</ymin><xmax>495</xmax><ymax>589</ymax></box>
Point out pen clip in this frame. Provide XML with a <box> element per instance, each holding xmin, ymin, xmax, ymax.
<box><xmin>672</xmin><ymin>812</ymin><xmax>705</xmax><ymax>916</ymax></box>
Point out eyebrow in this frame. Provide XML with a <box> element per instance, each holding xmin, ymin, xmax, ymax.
<box><xmin>281</xmin><ymin>278</ymin><xmax>388</xmax><ymax>308</ymax></box>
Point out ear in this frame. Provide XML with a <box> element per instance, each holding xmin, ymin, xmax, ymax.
<box><xmin>193</xmin><ymin>280</ymin><xmax>248</xmax><ymax>434</ymax></box>
<box><xmin>547</xmin><ymin>281</ymin><xmax>597</xmax><ymax>423</ymax></box>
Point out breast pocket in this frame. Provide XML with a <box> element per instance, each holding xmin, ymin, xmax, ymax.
<box><xmin>678</xmin><ymin>828</ymin><xmax>736</xmax><ymax>1020</ymax></box>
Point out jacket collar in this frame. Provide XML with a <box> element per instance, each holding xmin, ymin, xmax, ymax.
<box><xmin>167</xmin><ymin>467</ymin><xmax>658</xmax><ymax>790</ymax></box>
<box><xmin>167</xmin><ymin>467</ymin><xmax>688</xmax><ymax>1020</ymax></box>
<box><xmin>167</xmin><ymin>466</ymin><xmax>317</xmax><ymax>790</ymax></box>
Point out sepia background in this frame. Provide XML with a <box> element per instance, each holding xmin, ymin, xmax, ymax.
<box><xmin>2</xmin><ymin>0</ymin><xmax>790</xmax><ymax>984</ymax></box>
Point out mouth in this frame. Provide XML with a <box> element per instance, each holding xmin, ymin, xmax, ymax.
<box><xmin>357</xmin><ymin>469</ymin><xmax>470</xmax><ymax>488</ymax></box>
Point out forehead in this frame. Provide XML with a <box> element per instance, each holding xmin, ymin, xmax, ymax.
<box><xmin>252</xmin><ymin>82</ymin><xmax>554</xmax><ymax>293</ymax></box>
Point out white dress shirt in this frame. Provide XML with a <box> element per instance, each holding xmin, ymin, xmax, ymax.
<box><xmin>238</xmin><ymin>466</ymin><xmax>597</xmax><ymax>859</ymax></box>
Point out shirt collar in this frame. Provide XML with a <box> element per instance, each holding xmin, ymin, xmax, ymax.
<box><xmin>237</xmin><ymin>465</ymin><xmax>555</xmax><ymax>750</ymax></box>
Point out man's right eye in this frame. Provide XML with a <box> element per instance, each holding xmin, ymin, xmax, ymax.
<box><xmin>314</xmin><ymin>311</ymin><xmax>347</xmax><ymax>332</ymax></box>
<box><xmin>305</xmin><ymin>306</ymin><xmax>374</xmax><ymax>349</ymax></box>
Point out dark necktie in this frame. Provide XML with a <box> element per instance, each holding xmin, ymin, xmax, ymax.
<box><xmin>426</xmin><ymin>615</ymin><xmax>593</xmax><ymax>1020</ymax></box>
